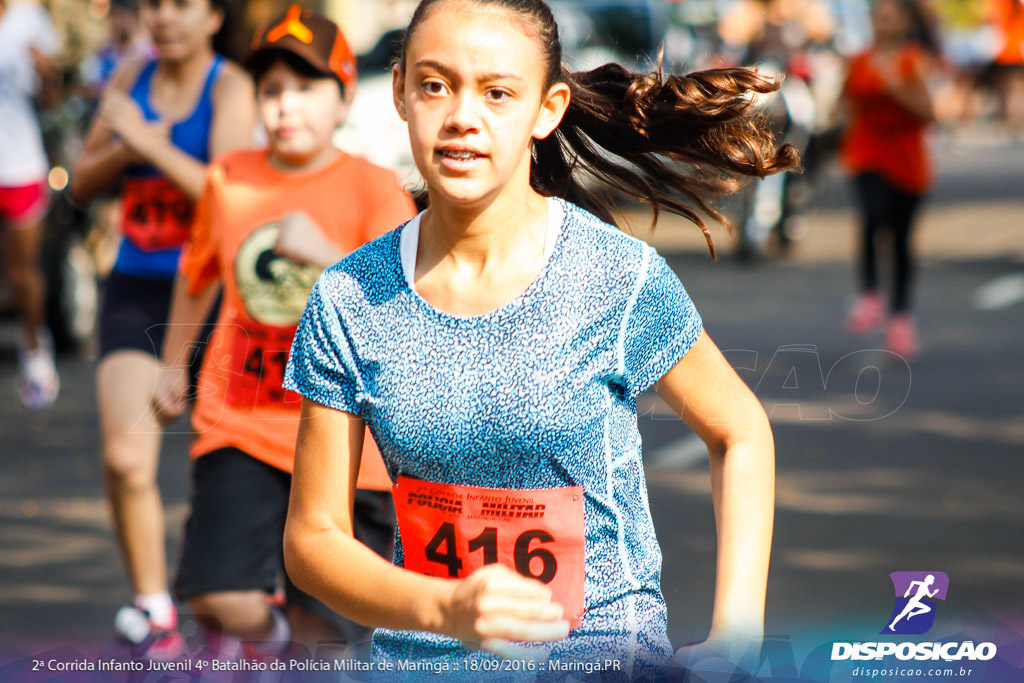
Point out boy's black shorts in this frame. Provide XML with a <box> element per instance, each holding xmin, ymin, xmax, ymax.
<box><xmin>175</xmin><ymin>447</ymin><xmax>395</xmax><ymax>643</ymax></box>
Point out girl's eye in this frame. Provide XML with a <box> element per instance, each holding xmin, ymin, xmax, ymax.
<box><xmin>423</xmin><ymin>81</ymin><xmax>447</xmax><ymax>96</ymax></box>
<box><xmin>486</xmin><ymin>89</ymin><xmax>511</xmax><ymax>103</ymax></box>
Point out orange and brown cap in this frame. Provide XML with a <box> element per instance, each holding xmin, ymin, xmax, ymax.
<box><xmin>246</xmin><ymin>5</ymin><xmax>357</xmax><ymax>92</ymax></box>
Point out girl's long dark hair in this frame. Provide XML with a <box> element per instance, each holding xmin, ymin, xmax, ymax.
<box><xmin>210</xmin><ymin>0</ymin><xmax>245</xmax><ymax>62</ymax></box>
<box><xmin>401</xmin><ymin>0</ymin><xmax>800</xmax><ymax>258</ymax></box>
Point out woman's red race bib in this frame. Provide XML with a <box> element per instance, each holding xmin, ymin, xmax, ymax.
<box><xmin>393</xmin><ymin>475</ymin><xmax>585</xmax><ymax>629</ymax></box>
<box><xmin>121</xmin><ymin>177</ymin><xmax>193</xmax><ymax>251</ymax></box>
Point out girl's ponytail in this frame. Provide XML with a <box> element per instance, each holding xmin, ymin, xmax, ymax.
<box><xmin>210</xmin><ymin>0</ymin><xmax>245</xmax><ymax>63</ymax></box>
<box><xmin>534</xmin><ymin>62</ymin><xmax>800</xmax><ymax>258</ymax></box>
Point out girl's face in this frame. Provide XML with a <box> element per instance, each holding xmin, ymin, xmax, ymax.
<box><xmin>257</xmin><ymin>58</ymin><xmax>349</xmax><ymax>169</ymax></box>
<box><xmin>872</xmin><ymin>0</ymin><xmax>910</xmax><ymax>43</ymax></box>
<box><xmin>141</xmin><ymin>0</ymin><xmax>222</xmax><ymax>62</ymax></box>
<box><xmin>393</xmin><ymin>2</ymin><xmax>569</xmax><ymax>208</ymax></box>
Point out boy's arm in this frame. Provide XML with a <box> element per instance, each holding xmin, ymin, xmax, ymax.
<box><xmin>151</xmin><ymin>168</ymin><xmax>222</xmax><ymax>424</ymax></box>
<box><xmin>152</xmin><ymin>275</ymin><xmax>221</xmax><ymax>424</ymax></box>
<box><xmin>274</xmin><ymin>212</ymin><xmax>347</xmax><ymax>270</ymax></box>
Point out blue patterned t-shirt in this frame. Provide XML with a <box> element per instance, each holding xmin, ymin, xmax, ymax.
<box><xmin>284</xmin><ymin>198</ymin><xmax>703</xmax><ymax>679</ymax></box>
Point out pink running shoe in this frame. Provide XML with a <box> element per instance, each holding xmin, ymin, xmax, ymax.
<box><xmin>845</xmin><ymin>291</ymin><xmax>885</xmax><ymax>335</ymax></box>
<box><xmin>885</xmin><ymin>314</ymin><xmax>920</xmax><ymax>359</ymax></box>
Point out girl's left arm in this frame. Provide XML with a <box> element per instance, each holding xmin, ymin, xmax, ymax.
<box><xmin>654</xmin><ymin>328</ymin><xmax>775</xmax><ymax>647</ymax></box>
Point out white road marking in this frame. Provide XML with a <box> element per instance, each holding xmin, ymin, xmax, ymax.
<box><xmin>973</xmin><ymin>274</ymin><xmax>1024</xmax><ymax>311</ymax></box>
<box><xmin>646</xmin><ymin>434</ymin><xmax>707</xmax><ymax>470</ymax></box>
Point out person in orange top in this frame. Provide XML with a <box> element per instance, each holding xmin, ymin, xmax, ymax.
<box><xmin>151</xmin><ymin>7</ymin><xmax>416</xmax><ymax>656</ymax></box>
<box><xmin>988</xmin><ymin>0</ymin><xmax>1024</xmax><ymax>133</ymax></box>
<box><xmin>840</xmin><ymin>0</ymin><xmax>935</xmax><ymax>359</ymax></box>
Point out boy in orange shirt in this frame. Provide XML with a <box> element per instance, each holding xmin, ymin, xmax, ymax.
<box><xmin>151</xmin><ymin>6</ymin><xmax>415</xmax><ymax>656</ymax></box>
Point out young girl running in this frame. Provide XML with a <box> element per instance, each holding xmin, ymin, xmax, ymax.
<box><xmin>0</xmin><ymin>0</ymin><xmax>60</xmax><ymax>410</ymax></box>
<box><xmin>284</xmin><ymin>0</ymin><xmax>792</xmax><ymax>677</ymax></box>
<box><xmin>69</xmin><ymin>0</ymin><xmax>254</xmax><ymax>654</ymax></box>
<box><xmin>841</xmin><ymin>0</ymin><xmax>935</xmax><ymax>359</ymax></box>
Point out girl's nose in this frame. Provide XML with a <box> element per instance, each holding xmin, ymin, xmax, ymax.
<box><xmin>445</xmin><ymin>91</ymin><xmax>480</xmax><ymax>133</ymax></box>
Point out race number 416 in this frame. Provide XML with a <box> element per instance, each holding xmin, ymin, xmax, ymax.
<box><xmin>393</xmin><ymin>476</ymin><xmax>586</xmax><ymax>628</ymax></box>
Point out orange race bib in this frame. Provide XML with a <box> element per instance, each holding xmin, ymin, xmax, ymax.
<box><xmin>393</xmin><ymin>475</ymin><xmax>585</xmax><ymax>629</ymax></box>
<box><xmin>121</xmin><ymin>177</ymin><xmax>193</xmax><ymax>251</ymax></box>
<box><xmin>225</xmin><ymin>320</ymin><xmax>302</xmax><ymax>408</ymax></box>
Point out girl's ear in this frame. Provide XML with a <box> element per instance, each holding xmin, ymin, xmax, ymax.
<box><xmin>533</xmin><ymin>81</ymin><xmax>571</xmax><ymax>140</ymax></box>
<box><xmin>393</xmin><ymin>64</ymin><xmax>408</xmax><ymax>122</ymax></box>
<box><xmin>207</xmin><ymin>6</ymin><xmax>225</xmax><ymax>39</ymax></box>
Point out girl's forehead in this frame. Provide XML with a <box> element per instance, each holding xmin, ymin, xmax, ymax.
<box><xmin>410</xmin><ymin>2</ymin><xmax>542</xmax><ymax>50</ymax></box>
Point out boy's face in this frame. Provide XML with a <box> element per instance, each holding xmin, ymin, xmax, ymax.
<box><xmin>257</xmin><ymin>58</ymin><xmax>350</xmax><ymax>168</ymax></box>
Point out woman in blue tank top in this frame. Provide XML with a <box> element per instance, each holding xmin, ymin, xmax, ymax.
<box><xmin>69</xmin><ymin>0</ymin><xmax>254</xmax><ymax>655</ymax></box>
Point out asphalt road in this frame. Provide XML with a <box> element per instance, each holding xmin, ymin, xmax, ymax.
<box><xmin>1</xmin><ymin>134</ymin><xmax>1022</xmax><ymax>676</ymax></box>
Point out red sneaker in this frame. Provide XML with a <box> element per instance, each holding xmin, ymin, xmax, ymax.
<box><xmin>845</xmin><ymin>291</ymin><xmax>885</xmax><ymax>335</ymax></box>
<box><xmin>885</xmin><ymin>314</ymin><xmax>920</xmax><ymax>359</ymax></box>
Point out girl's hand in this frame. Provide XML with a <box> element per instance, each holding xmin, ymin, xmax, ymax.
<box><xmin>151</xmin><ymin>365</ymin><xmax>189</xmax><ymax>425</ymax></box>
<box><xmin>869</xmin><ymin>53</ymin><xmax>903</xmax><ymax>93</ymax></box>
<box><xmin>28</xmin><ymin>45</ymin><xmax>56</xmax><ymax>81</ymax></box>
<box><xmin>97</xmin><ymin>91</ymin><xmax>170</xmax><ymax>160</ymax></box>
<box><xmin>439</xmin><ymin>564</ymin><xmax>570</xmax><ymax>656</ymax></box>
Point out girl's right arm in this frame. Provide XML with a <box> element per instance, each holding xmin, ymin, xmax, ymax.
<box><xmin>69</xmin><ymin>58</ymin><xmax>148</xmax><ymax>205</ymax></box>
<box><xmin>285</xmin><ymin>399</ymin><xmax>570</xmax><ymax>654</ymax></box>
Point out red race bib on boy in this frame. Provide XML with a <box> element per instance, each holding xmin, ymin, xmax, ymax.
<box><xmin>225</xmin><ymin>320</ymin><xmax>302</xmax><ymax>409</ymax></box>
<box><xmin>393</xmin><ymin>475</ymin><xmax>585</xmax><ymax>629</ymax></box>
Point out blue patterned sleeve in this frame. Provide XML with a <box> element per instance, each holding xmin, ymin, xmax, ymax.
<box><xmin>283</xmin><ymin>274</ymin><xmax>362</xmax><ymax>415</ymax></box>
<box><xmin>619</xmin><ymin>247</ymin><xmax>703</xmax><ymax>400</ymax></box>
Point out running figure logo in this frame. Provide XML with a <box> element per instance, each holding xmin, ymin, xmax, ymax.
<box><xmin>882</xmin><ymin>571</ymin><xmax>949</xmax><ymax>635</ymax></box>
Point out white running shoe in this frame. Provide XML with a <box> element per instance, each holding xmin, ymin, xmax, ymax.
<box><xmin>18</xmin><ymin>335</ymin><xmax>59</xmax><ymax>411</ymax></box>
<box><xmin>114</xmin><ymin>604</ymin><xmax>184</xmax><ymax>660</ymax></box>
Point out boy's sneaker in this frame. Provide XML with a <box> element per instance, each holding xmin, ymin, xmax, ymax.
<box><xmin>18</xmin><ymin>337</ymin><xmax>59</xmax><ymax>411</ymax></box>
<box><xmin>845</xmin><ymin>291</ymin><xmax>885</xmax><ymax>336</ymax></box>
<box><xmin>114</xmin><ymin>604</ymin><xmax>184</xmax><ymax>660</ymax></box>
<box><xmin>885</xmin><ymin>314</ymin><xmax>920</xmax><ymax>360</ymax></box>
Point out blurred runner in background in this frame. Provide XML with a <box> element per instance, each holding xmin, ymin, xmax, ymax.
<box><xmin>841</xmin><ymin>0</ymin><xmax>937</xmax><ymax>359</ymax></box>
<box><xmin>0</xmin><ymin>0</ymin><xmax>61</xmax><ymax>411</ymax></box>
<box><xmin>988</xmin><ymin>0</ymin><xmax>1024</xmax><ymax>135</ymax></box>
<box><xmin>151</xmin><ymin>6</ymin><xmax>414</xmax><ymax>658</ymax></box>
<box><xmin>80</xmin><ymin>0</ymin><xmax>152</xmax><ymax>97</ymax></box>
<box><xmin>69</xmin><ymin>0</ymin><xmax>254</xmax><ymax>658</ymax></box>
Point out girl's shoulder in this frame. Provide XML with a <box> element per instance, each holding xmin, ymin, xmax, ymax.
<box><xmin>556</xmin><ymin>198</ymin><xmax>657</xmax><ymax>274</ymax></box>
<box><xmin>212</xmin><ymin>59</ymin><xmax>254</xmax><ymax>102</ymax></box>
